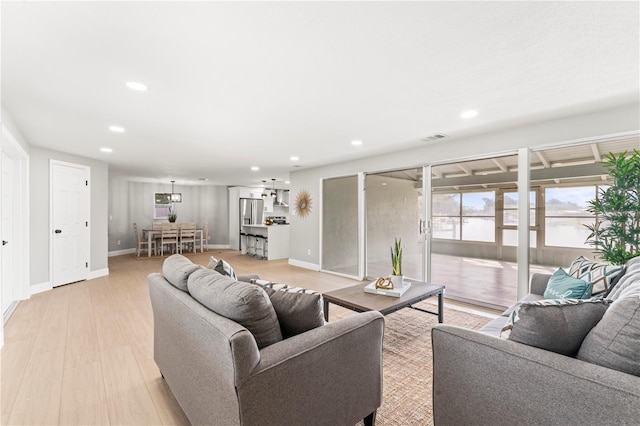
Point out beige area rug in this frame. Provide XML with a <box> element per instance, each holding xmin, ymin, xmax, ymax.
<box><xmin>329</xmin><ymin>301</ymin><xmax>491</xmax><ymax>426</ymax></box>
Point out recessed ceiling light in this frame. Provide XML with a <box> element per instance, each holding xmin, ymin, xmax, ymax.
<box><xmin>198</xmin><ymin>178</ymin><xmax>209</xmax><ymax>181</ymax></box>
<box><xmin>100</xmin><ymin>147</ymin><xmax>113</xmax><ymax>153</ymax></box>
<box><xmin>351</xmin><ymin>140</ymin><xmax>363</xmax><ymax>146</ymax></box>
<box><xmin>126</xmin><ymin>81</ymin><xmax>148</xmax><ymax>91</ymax></box>
<box><xmin>381</xmin><ymin>182</ymin><xmax>387</xmax><ymax>186</ymax></box>
<box><xmin>109</xmin><ymin>125</ymin><xmax>125</xmax><ymax>133</ymax></box>
<box><xmin>251</xmin><ymin>166</ymin><xmax>260</xmax><ymax>171</ymax></box>
<box><xmin>460</xmin><ymin>110</ymin><xmax>478</xmax><ymax>119</ymax></box>
<box><xmin>285</xmin><ymin>180</ymin><xmax>290</xmax><ymax>184</ymax></box>
<box><xmin>290</xmin><ymin>156</ymin><xmax>299</xmax><ymax>161</ymax></box>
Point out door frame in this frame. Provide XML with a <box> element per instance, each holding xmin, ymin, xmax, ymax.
<box><xmin>0</xmin><ymin>125</ymin><xmax>30</xmax><ymax>331</ymax></box>
<box><xmin>49</xmin><ymin>159</ymin><xmax>91</xmax><ymax>287</ymax></box>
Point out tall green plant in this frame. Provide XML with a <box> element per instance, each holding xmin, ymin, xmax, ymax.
<box><xmin>585</xmin><ymin>149</ymin><xmax>640</xmax><ymax>265</ymax></box>
<box><xmin>391</xmin><ymin>238</ymin><xmax>403</xmax><ymax>276</ymax></box>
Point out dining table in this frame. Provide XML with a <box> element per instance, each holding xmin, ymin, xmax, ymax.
<box><xmin>142</xmin><ymin>225</ymin><xmax>206</xmax><ymax>257</ymax></box>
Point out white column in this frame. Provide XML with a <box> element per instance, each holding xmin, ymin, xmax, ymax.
<box><xmin>517</xmin><ymin>148</ymin><xmax>531</xmax><ymax>300</ymax></box>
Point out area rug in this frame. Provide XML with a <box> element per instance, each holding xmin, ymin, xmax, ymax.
<box><xmin>329</xmin><ymin>301</ymin><xmax>491</xmax><ymax>426</ymax></box>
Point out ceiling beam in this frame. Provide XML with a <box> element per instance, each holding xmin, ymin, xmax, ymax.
<box><xmin>432</xmin><ymin>163</ymin><xmax>608</xmax><ymax>188</ymax></box>
<box><xmin>536</xmin><ymin>151</ymin><xmax>551</xmax><ymax>168</ymax></box>
<box><xmin>591</xmin><ymin>144</ymin><xmax>602</xmax><ymax>162</ymax></box>
<box><xmin>492</xmin><ymin>158</ymin><xmax>509</xmax><ymax>172</ymax></box>
<box><xmin>456</xmin><ymin>163</ymin><xmax>473</xmax><ymax>176</ymax></box>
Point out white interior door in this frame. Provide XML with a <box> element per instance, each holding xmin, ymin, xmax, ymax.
<box><xmin>51</xmin><ymin>161</ymin><xmax>90</xmax><ymax>287</ymax></box>
<box><xmin>1</xmin><ymin>152</ymin><xmax>15</xmax><ymax>314</ymax></box>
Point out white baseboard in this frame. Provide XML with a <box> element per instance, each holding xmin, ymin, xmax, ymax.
<box><xmin>31</xmin><ymin>281</ymin><xmax>53</xmax><ymax>295</ymax></box>
<box><xmin>108</xmin><ymin>248</ymin><xmax>136</xmax><ymax>257</ymax></box>
<box><xmin>88</xmin><ymin>268</ymin><xmax>109</xmax><ymax>280</ymax></box>
<box><xmin>288</xmin><ymin>259</ymin><xmax>320</xmax><ymax>271</ymax></box>
<box><xmin>208</xmin><ymin>244</ymin><xmax>230</xmax><ymax>249</ymax></box>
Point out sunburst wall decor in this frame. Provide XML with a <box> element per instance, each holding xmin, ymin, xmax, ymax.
<box><xmin>294</xmin><ymin>189</ymin><xmax>313</xmax><ymax>218</ymax></box>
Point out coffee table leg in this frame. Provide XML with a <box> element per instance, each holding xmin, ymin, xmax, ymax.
<box><xmin>323</xmin><ymin>299</ymin><xmax>329</xmax><ymax>322</ymax></box>
<box><xmin>438</xmin><ymin>291</ymin><xmax>444</xmax><ymax>323</ymax></box>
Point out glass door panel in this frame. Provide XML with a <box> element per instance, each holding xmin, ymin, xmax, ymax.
<box><xmin>321</xmin><ymin>176</ymin><xmax>359</xmax><ymax>277</ymax></box>
<box><xmin>365</xmin><ymin>168</ymin><xmax>423</xmax><ymax>280</ymax></box>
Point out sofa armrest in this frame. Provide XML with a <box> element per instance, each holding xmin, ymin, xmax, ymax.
<box><xmin>237</xmin><ymin>274</ymin><xmax>260</xmax><ymax>283</ymax></box>
<box><xmin>237</xmin><ymin>311</ymin><xmax>384</xmax><ymax>426</ymax></box>
<box><xmin>432</xmin><ymin>325</ymin><xmax>640</xmax><ymax>426</ymax></box>
<box><xmin>529</xmin><ymin>272</ymin><xmax>551</xmax><ymax>296</ymax></box>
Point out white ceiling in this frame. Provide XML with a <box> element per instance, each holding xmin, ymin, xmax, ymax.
<box><xmin>2</xmin><ymin>1</ymin><xmax>639</xmax><ymax>187</ymax></box>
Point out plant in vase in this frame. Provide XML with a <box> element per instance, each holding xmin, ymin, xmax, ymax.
<box><xmin>168</xmin><ymin>206</ymin><xmax>178</xmax><ymax>223</ymax></box>
<box><xmin>390</xmin><ymin>237</ymin><xmax>403</xmax><ymax>288</ymax></box>
<box><xmin>585</xmin><ymin>149</ymin><xmax>640</xmax><ymax>265</ymax></box>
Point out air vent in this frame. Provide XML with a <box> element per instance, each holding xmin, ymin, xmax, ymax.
<box><xmin>422</xmin><ymin>133</ymin><xmax>448</xmax><ymax>142</ymax></box>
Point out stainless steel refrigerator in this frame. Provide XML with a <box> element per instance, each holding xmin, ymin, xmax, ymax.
<box><xmin>240</xmin><ymin>198</ymin><xmax>264</xmax><ymax>227</ymax></box>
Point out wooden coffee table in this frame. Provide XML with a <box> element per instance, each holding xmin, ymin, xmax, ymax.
<box><xmin>322</xmin><ymin>280</ymin><xmax>445</xmax><ymax>323</ymax></box>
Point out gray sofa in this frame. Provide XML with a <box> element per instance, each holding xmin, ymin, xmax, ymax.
<box><xmin>148</xmin><ymin>255</ymin><xmax>384</xmax><ymax>426</ymax></box>
<box><xmin>432</xmin><ymin>256</ymin><xmax>640</xmax><ymax>425</ymax></box>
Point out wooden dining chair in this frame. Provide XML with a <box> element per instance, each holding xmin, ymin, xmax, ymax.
<box><xmin>133</xmin><ymin>222</ymin><xmax>155</xmax><ymax>256</ymax></box>
<box><xmin>160</xmin><ymin>223</ymin><xmax>179</xmax><ymax>256</ymax></box>
<box><xmin>200</xmin><ymin>221</ymin><xmax>209</xmax><ymax>252</ymax></box>
<box><xmin>179</xmin><ymin>222</ymin><xmax>197</xmax><ymax>254</ymax></box>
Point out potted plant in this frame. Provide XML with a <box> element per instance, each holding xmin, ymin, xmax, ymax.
<box><xmin>585</xmin><ymin>149</ymin><xmax>640</xmax><ymax>265</ymax></box>
<box><xmin>168</xmin><ymin>206</ymin><xmax>178</xmax><ymax>223</ymax></box>
<box><xmin>390</xmin><ymin>237</ymin><xmax>403</xmax><ymax>287</ymax></box>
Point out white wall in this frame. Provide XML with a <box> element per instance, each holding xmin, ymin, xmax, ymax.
<box><xmin>1</xmin><ymin>107</ymin><xmax>30</xmax><ymax>155</ymax></box>
<box><xmin>289</xmin><ymin>103</ymin><xmax>640</xmax><ymax>267</ymax></box>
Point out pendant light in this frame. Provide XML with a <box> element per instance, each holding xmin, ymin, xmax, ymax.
<box><xmin>170</xmin><ymin>180</ymin><xmax>182</xmax><ymax>203</ymax></box>
<box><xmin>271</xmin><ymin>178</ymin><xmax>277</xmax><ymax>198</ymax></box>
<box><xmin>261</xmin><ymin>180</ymin><xmax>267</xmax><ymax>198</ymax></box>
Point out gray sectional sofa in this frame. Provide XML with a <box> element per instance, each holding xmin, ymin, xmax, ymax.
<box><xmin>148</xmin><ymin>255</ymin><xmax>384</xmax><ymax>426</ymax></box>
<box><xmin>432</xmin><ymin>256</ymin><xmax>640</xmax><ymax>425</ymax></box>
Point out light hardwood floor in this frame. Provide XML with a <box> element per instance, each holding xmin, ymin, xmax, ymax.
<box><xmin>1</xmin><ymin>250</ymin><xmax>500</xmax><ymax>425</ymax></box>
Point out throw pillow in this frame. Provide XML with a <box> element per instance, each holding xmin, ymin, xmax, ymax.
<box><xmin>187</xmin><ymin>268</ymin><xmax>282</xmax><ymax>349</ymax></box>
<box><xmin>577</xmin><ymin>296</ymin><xmax>640</xmax><ymax>376</ymax></box>
<box><xmin>501</xmin><ymin>298</ymin><xmax>612</xmax><ymax>357</ymax></box>
<box><xmin>214</xmin><ymin>258</ymin><xmax>238</xmax><ymax>280</ymax></box>
<box><xmin>206</xmin><ymin>255</ymin><xmax>218</xmax><ymax>270</ymax></box>
<box><xmin>162</xmin><ymin>254</ymin><xmax>202</xmax><ymax>292</ymax></box>
<box><xmin>543</xmin><ymin>268</ymin><xmax>592</xmax><ymax>300</ymax></box>
<box><xmin>569</xmin><ymin>256</ymin><xmax>624</xmax><ymax>296</ymax></box>
<box><xmin>261</xmin><ymin>287</ymin><xmax>325</xmax><ymax>338</ymax></box>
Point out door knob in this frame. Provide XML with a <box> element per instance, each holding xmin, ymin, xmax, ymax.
<box><xmin>2</xmin><ymin>240</ymin><xmax>7</xmax><ymax>246</ymax></box>
<box><xmin>54</xmin><ymin>229</ymin><xmax>62</xmax><ymax>234</ymax></box>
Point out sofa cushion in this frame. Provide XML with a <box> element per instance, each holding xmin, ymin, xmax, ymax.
<box><xmin>577</xmin><ymin>296</ymin><xmax>640</xmax><ymax>376</ymax></box>
<box><xmin>162</xmin><ymin>254</ymin><xmax>202</xmax><ymax>292</ymax></box>
<box><xmin>261</xmin><ymin>287</ymin><xmax>325</xmax><ymax>338</ymax></box>
<box><xmin>569</xmin><ymin>256</ymin><xmax>624</xmax><ymax>296</ymax></box>
<box><xmin>502</xmin><ymin>298</ymin><xmax>612</xmax><ymax>357</ymax></box>
<box><xmin>607</xmin><ymin>259</ymin><xmax>640</xmax><ymax>300</ymax></box>
<box><xmin>187</xmin><ymin>268</ymin><xmax>282</xmax><ymax>349</ymax></box>
<box><xmin>544</xmin><ymin>268</ymin><xmax>592</xmax><ymax>300</ymax></box>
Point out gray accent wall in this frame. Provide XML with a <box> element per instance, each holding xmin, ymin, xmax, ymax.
<box><xmin>289</xmin><ymin>103</ymin><xmax>640</xmax><ymax>268</ymax></box>
<box><xmin>29</xmin><ymin>147</ymin><xmax>109</xmax><ymax>285</ymax></box>
<box><xmin>108</xmin><ymin>175</ymin><xmax>229</xmax><ymax>252</ymax></box>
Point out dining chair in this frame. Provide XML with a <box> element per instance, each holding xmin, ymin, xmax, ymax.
<box><xmin>179</xmin><ymin>222</ymin><xmax>197</xmax><ymax>254</ymax></box>
<box><xmin>201</xmin><ymin>221</ymin><xmax>209</xmax><ymax>252</ymax></box>
<box><xmin>160</xmin><ymin>223</ymin><xmax>180</xmax><ymax>256</ymax></box>
<box><xmin>133</xmin><ymin>222</ymin><xmax>155</xmax><ymax>256</ymax></box>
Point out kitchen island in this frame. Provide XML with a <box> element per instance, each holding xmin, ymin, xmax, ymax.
<box><xmin>241</xmin><ymin>224</ymin><xmax>290</xmax><ymax>260</ymax></box>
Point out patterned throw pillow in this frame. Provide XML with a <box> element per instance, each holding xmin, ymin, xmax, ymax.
<box><xmin>544</xmin><ymin>268</ymin><xmax>592</xmax><ymax>299</ymax></box>
<box><xmin>569</xmin><ymin>256</ymin><xmax>625</xmax><ymax>296</ymax></box>
<box><xmin>500</xmin><ymin>298</ymin><xmax>612</xmax><ymax>356</ymax></box>
<box><xmin>214</xmin><ymin>259</ymin><xmax>238</xmax><ymax>280</ymax></box>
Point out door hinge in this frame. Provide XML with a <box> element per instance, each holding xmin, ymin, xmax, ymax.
<box><xmin>85</xmin><ymin>180</ymin><xmax>88</xmax><ymax>186</ymax></box>
<box><xmin>86</xmin><ymin>262</ymin><xmax>88</xmax><ymax>268</ymax></box>
<box><xmin>86</xmin><ymin>221</ymin><xmax>88</xmax><ymax>227</ymax></box>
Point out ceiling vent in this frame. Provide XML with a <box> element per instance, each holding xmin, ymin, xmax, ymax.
<box><xmin>422</xmin><ymin>133</ymin><xmax>448</xmax><ymax>142</ymax></box>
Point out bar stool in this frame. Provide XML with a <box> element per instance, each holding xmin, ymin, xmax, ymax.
<box><xmin>255</xmin><ymin>235</ymin><xmax>265</xmax><ymax>259</ymax></box>
<box><xmin>246</xmin><ymin>233</ymin><xmax>256</xmax><ymax>256</ymax></box>
<box><xmin>240</xmin><ymin>232</ymin><xmax>248</xmax><ymax>255</ymax></box>
<box><xmin>262</xmin><ymin>236</ymin><xmax>269</xmax><ymax>260</ymax></box>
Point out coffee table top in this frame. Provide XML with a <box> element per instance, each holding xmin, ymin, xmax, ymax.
<box><xmin>323</xmin><ymin>280</ymin><xmax>445</xmax><ymax>315</ymax></box>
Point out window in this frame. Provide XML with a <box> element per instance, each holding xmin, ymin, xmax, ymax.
<box><xmin>544</xmin><ymin>186</ymin><xmax>598</xmax><ymax>248</ymax></box>
<box><xmin>502</xmin><ymin>191</ymin><xmax>537</xmax><ymax>247</ymax></box>
<box><xmin>433</xmin><ymin>191</ymin><xmax>495</xmax><ymax>242</ymax></box>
